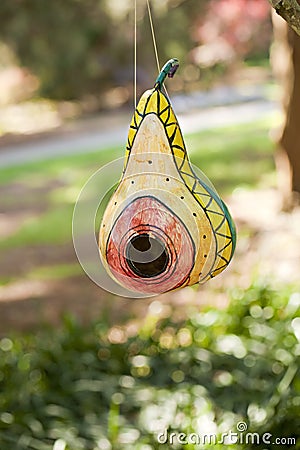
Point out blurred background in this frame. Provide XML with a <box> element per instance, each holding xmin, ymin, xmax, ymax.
<box><xmin>0</xmin><ymin>0</ymin><xmax>299</xmax><ymax>449</ymax></box>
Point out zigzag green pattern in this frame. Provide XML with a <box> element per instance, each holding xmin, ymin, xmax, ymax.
<box><xmin>124</xmin><ymin>87</ymin><xmax>236</xmax><ymax>280</ymax></box>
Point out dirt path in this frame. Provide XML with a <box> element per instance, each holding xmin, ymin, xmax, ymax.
<box><xmin>0</xmin><ymin>99</ymin><xmax>277</xmax><ymax>168</ymax></box>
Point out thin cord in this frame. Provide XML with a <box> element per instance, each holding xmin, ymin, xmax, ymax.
<box><xmin>134</xmin><ymin>0</ymin><xmax>169</xmax><ymax>101</ymax></box>
<box><xmin>146</xmin><ymin>0</ymin><xmax>160</xmax><ymax>74</ymax></box>
<box><xmin>146</xmin><ymin>0</ymin><xmax>169</xmax><ymax>97</ymax></box>
<box><xmin>134</xmin><ymin>0</ymin><xmax>137</xmax><ymax>108</ymax></box>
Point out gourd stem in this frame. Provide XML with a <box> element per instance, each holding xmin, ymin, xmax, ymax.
<box><xmin>155</xmin><ymin>58</ymin><xmax>179</xmax><ymax>90</ymax></box>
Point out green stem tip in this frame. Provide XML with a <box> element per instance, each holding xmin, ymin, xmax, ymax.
<box><xmin>155</xmin><ymin>58</ymin><xmax>179</xmax><ymax>89</ymax></box>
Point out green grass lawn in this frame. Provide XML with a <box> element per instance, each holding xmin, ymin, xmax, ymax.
<box><xmin>188</xmin><ymin>118</ymin><xmax>276</xmax><ymax>192</ymax></box>
<box><xmin>0</xmin><ymin>117</ymin><xmax>276</xmax><ymax>190</ymax></box>
<box><xmin>0</xmin><ymin>117</ymin><xmax>276</xmax><ymax>253</ymax></box>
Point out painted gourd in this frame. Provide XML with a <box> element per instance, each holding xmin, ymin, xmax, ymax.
<box><xmin>99</xmin><ymin>59</ymin><xmax>236</xmax><ymax>295</ymax></box>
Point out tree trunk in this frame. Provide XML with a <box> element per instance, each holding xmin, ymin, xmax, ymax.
<box><xmin>272</xmin><ymin>11</ymin><xmax>300</xmax><ymax>208</ymax></box>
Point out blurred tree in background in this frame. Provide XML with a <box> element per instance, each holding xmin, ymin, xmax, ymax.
<box><xmin>0</xmin><ymin>0</ymin><xmax>271</xmax><ymax>101</ymax></box>
<box><xmin>191</xmin><ymin>0</ymin><xmax>271</xmax><ymax>71</ymax></box>
<box><xmin>0</xmin><ymin>0</ymin><xmax>112</xmax><ymax>99</ymax></box>
<box><xmin>272</xmin><ymin>12</ymin><xmax>300</xmax><ymax>207</ymax></box>
<box><xmin>4</xmin><ymin>0</ymin><xmax>300</xmax><ymax>201</ymax></box>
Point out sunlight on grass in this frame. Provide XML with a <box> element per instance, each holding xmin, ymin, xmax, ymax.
<box><xmin>0</xmin><ymin>263</ymin><xmax>82</xmax><ymax>287</ymax></box>
<box><xmin>28</xmin><ymin>263</ymin><xmax>82</xmax><ymax>280</ymax></box>
<box><xmin>0</xmin><ymin>119</ymin><xmax>276</xmax><ymax>249</ymax></box>
<box><xmin>0</xmin><ymin>206</ymin><xmax>73</xmax><ymax>249</ymax></box>
<box><xmin>0</xmin><ymin>146</ymin><xmax>122</xmax><ymax>186</ymax></box>
<box><xmin>187</xmin><ymin>116</ymin><xmax>276</xmax><ymax>194</ymax></box>
<box><xmin>0</xmin><ymin>117</ymin><xmax>276</xmax><ymax>192</ymax></box>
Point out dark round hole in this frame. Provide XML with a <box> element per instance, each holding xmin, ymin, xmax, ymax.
<box><xmin>126</xmin><ymin>233</ymin><xmax>169</xmax><ymax>278</ymax></box>
<box><xmin>148</xmin><ymin>160</ymin><xmax>152</xmax><ymax>164</ymax></box>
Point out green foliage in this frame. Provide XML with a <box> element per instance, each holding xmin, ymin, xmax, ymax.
<box><xmin>0</xmin><ymin>283</ymin><xmax>299</xmax><ymax>449</ymax></box>
<box><xmin>0</xmin><ymin>0</ymin><xmax>111</xmax><ymax>99</ymax></box>
<box><xmin>0</xmin><ymin>0</ymin><xmax>271</xmax><ymax>101</ymax></box>
<box><xmin>0</xmin><ymin>0</ymin><xmax>205</xmax><ymax>100</ymax></box>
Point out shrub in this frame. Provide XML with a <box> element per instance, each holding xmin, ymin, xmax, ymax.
<box><xmin>0</xmin><ymin>282</ymin><xmax>299</xmax><ymax>449</ymax></box>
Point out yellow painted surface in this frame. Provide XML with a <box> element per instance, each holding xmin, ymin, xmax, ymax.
<box><xmin>99</xmin><ymin>87</ymin><xmax>235</xmax><ymax>294</ymax></box>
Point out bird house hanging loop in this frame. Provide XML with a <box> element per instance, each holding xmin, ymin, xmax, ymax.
<box><xmin>99</xmin><ymin>59</ymin><xmax>236</xmax><ymax>295</ymax></box>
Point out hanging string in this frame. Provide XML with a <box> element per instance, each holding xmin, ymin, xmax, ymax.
<box><xmin>146</xmin><ymin>0</ymin><xmax>160</xmax><ymax>75</ymax></box>
<box><xmin>134</xmin><ymin>0</ymin><xmax>170</xmax><ymax>103</ymax></box>
<box><xmin>134</xmin><ymin>0</ymin><xmax>137</xmax><ymax>108</ymax></box>
<box><xmin>146</xmin><ymin>0</ymin><xmax>169</xmax><ymax>98</ymax></box>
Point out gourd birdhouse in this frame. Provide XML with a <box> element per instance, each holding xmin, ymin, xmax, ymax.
<box><xmin>99</xmin><ymin>59</ymin><xmax>236</xmax><ymax>295</ymax></box>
